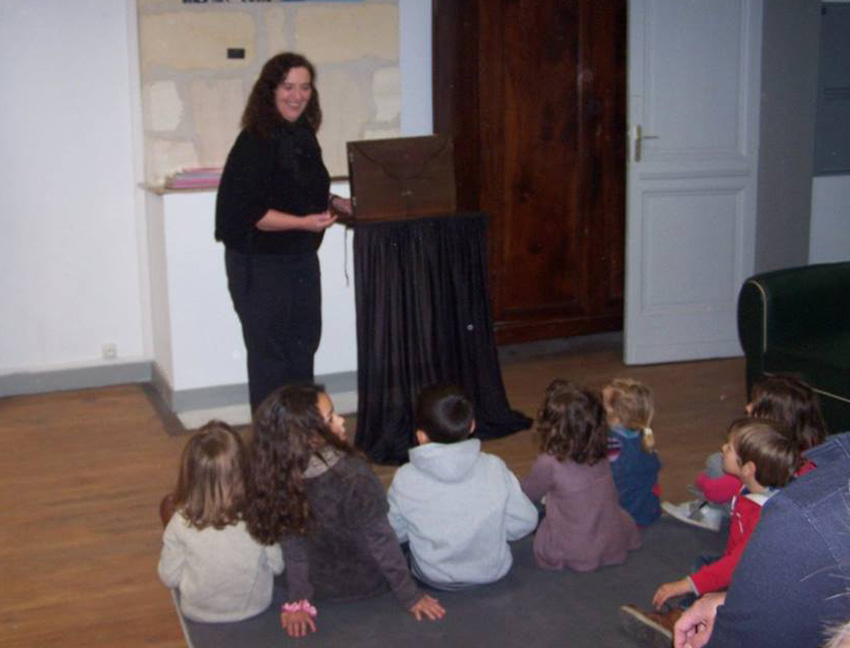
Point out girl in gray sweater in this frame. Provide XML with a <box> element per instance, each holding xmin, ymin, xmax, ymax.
<box><xmin>158</xmin><ymin>422</ymin><xmax>284</xmax><ymax>622</ymax></box>
<box><xmin>245</xmin><ymin>384</ymin><xmax>445</xmax><ymax>638</ymax></box>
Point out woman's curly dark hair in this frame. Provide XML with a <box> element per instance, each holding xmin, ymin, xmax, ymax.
<box><xmin>241</xmin><ymin>52</ymin><xmax>322</xmax><ymax>138</ymax></box>
<box><xmin>244</xmin><ymin>384</ymin><xmax>351</xmax><ymax>544</ymax></box>
<box><xmin>536</xmin><ymin>379</ymin><xmax>609</xmax><ymax>465</ymax></box>
<box><xmin>750</xmin><ymin>374</ymin><xmax>827</xmax><ymax>454</ymax></box>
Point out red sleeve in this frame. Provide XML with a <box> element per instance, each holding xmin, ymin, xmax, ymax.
<box><xmin>796</xmin><ymin>459</ymin><xmax>817</xmax><ymax>477</ymax></box>
<box><xmin>694</xmin><ymin>472</ymin><xmax>742</xmax><ymax>504</ymax></box>
<box><xmin>690</xmin><ymin>499</ymin><xmax>762</xmax><ymax>595</ymax></box>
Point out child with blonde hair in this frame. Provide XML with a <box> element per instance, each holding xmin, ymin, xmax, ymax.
<box><xmin>521</xmin><ymin>379</ymin><xmax>641</xmax><ymax>571</ymax></box>
<box><xmin>603</xmin><ymin>378</ymin><xmax>662</xmax><ymax>526</ymax></box>
<box><xmin>157</xmin><ymin>421</ymin><xmax>284</xmax><ymax>623</ymax></box>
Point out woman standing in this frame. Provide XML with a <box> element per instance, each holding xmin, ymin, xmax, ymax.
<box><xmin>216</xmin><ymin>53</ymin><xmax>351</xmax><ymax>412</ymax></box>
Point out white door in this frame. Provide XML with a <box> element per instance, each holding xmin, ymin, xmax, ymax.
<box><xmin>624</xmin><ymin>0</ymin><xmax>762</xmax><ymax>364</ymax></box>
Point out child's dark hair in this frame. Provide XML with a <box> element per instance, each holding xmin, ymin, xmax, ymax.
<box><xmin>174</xmin><ymin>421</ymin><xmax>248</xmax><ymax>530</ymax></box>
<box><xmin>728</xmin><ymin>418</ymin><xmax>798</xmax><ymax>489</ymax></box>
<box><xmin>750</xmin><ymin>375</ymin><xmax>827</xmax><ymax>454</ymax></box>
<box><xmin>603</xmin><ymin>377</ymin><xmax>656</xmax><ymax>452</ymax></box>
<box><xmin>536</xmin><ymin>379</ymin><xmax>608</xmax><ymax>465</ymax></box>
<box><xmin>245</xmin><ymin>384</ymin><xmax>351</xmax><ymax>544</ymax></box>
<box><xmin>416</xmin><ymin>384</ymin><xmax>474</xmax><ymax>444</ymax></box>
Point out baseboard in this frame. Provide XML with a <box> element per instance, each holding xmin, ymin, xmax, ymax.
<box><xmin>2</xmin><ymin>361</ymin><xmax>358</xmax><ymax>430</ymax></box>
<box><xmin>149</xmin><ymin>365</ymin><xmax>358</xmax><ymax>430</ymax></box>
<box><xmin>0</xmin><ymin>361</ymin><xmax>152</xmax><ymax>398</ymax></box>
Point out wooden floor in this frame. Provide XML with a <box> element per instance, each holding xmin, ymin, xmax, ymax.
<box><xmin>0</xmin><ymin>337</ymin><xmax>745</xmax><ymax>648</ymax></box>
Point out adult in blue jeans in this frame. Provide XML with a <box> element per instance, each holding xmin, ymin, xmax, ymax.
<box><xmin>674</xmin><ymin>432</ymin><xmax>850</xmax><ymax>647</ymax></box>
<box><xmin>216</xmin><ymin>53</ymin><xmax>351</xmax><ymax>411</ymax></box>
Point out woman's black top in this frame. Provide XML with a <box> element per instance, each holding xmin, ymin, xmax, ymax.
<box><xmin>215</xmin><ymin>119</ymin><xmax>330</xmax><ymax>255</ymax></box>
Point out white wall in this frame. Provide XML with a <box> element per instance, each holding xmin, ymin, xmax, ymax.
<box><xmin>0</xmin><ymin>0</ymin><xmax>146</xmax><ymax>374</ymax></box>
<box><xmin>144</xmin><ymin>2</ymin><xmax>433</xmax><ymax>397</ymax></box>
<box><xmin>147</xmin><ymin>184</ymin><xmax>357</xmax><ymax>394</ymax></box>
<box><xmin>810</xmin><ymin>176</ymin><xmax>850</xmax><ymax>263</ymax></box>
<box><xmin>0</xmin><ymin>0</ymin><xmax>431</xmax><ymax>389</ymax></box>
<box><xmin>399</xmin><ymin>0</ymin><xmax>433</xmax><ymax>136</ymax></box>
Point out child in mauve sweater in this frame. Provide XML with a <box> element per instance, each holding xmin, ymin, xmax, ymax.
<box><xmin>521</xmin><ymin>379</ymin><xmax>641</xmax><ymax>572</ymax></box>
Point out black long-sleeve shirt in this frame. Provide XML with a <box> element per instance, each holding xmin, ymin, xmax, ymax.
<box><xmin>215</xmin><ymin>120</ymin><xmax>330</xmax><ymax>255</ymax></box>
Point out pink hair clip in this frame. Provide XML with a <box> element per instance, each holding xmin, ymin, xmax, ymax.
<box><xmin>282</xmin><ymin>599</ymin><xmax>318</xmax><ymax>618</ymax></box>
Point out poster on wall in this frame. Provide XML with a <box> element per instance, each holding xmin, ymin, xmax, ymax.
<box><xmin>183</xmin><ymin>1</ymin><xmax>362</xmax><ymax>4</ymax></box>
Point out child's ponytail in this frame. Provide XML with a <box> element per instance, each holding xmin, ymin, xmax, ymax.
<box><xmin>641</xmin><ymin>427</ymin><xmax>656</xmax><ymax>452</ymax></box>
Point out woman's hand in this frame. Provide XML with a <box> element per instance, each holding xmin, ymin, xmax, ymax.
<box><xmin>653</xmin><ymin>578</ymin><xmax>692</xmax><ymax>609</ymax></box>
<box><xmin>299</xmin><ymin>211</ymin><xmax>337</xmax><ymax>232</ymax></box>
<box><xmin>673</xmin><ymin>592</ymin><xmax>725</xmax><ymax>648</ymax></box>
<box><xmin>255</xmin><ymin>209</ymin><xmax>336</xmax><ymax>232</ymax></box>
<box><xmin>409</xmin><ymin>594</ymin><xmax>445</xmax><ymax>621</ymax></box>
<box><xmin>280</xmin><ymin>610</ymin><xmax>317</xmax><ymax>638</ymax></box>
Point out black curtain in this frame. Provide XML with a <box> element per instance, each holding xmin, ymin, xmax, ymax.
<box><xmin>353</xmin><ymin>212</ymin><xmax>531</xmax><ymax>465</ymax></box>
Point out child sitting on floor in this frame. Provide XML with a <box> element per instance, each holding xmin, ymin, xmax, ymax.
<box><xmin>603</xmin><ymin>378</ymin><xmax>662</xmax><ymax>526</ymax></box>
<box><xmin>244</xmin><ymin>384</ymin><xmax>444</xmax><ymax>638</ymax></box>
<box><xmin>157</xmin><ymin>421</ymin><xmax>284</xmax><ymax>623</ymax></box>
<box><xmin>387</xmin><ymin>385</ymin><xmax>538</xmax><ymax>589</ymax></box>
<box><xmin>663</xmin><ymin>374</ymin><xmax>826</xmax><ymax>531</ymax></box>
<box><xmin>620</xmin><ymin>418</ymin><xmax>798</xmax><ymax>642</ymax></box>
<box><xmin>653</xmin><ymin>418</ymin><xmax>797</xmax><ymax>606</ymax></box>
<box><xmin>521</xmin><ymin>379</ymin><xmax>641</xmax><ymax>571</ymax></box>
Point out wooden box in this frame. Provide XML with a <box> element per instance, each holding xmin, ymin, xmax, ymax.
<box><xmin>346</xmin><ymin>135</ymin><xmax>457</xmax><ymax>222</ymax></box>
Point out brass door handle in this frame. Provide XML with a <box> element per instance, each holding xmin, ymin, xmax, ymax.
<box><xmin>633</xmin><ymin>124</ymin><xmax>660</xmax><ymax>162</ymax></box>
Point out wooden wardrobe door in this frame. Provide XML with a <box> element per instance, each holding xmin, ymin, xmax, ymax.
<box><xmin>434</xmin><ymin>0</ymin><xmax>626</xmax><ymax>344</ymax></box>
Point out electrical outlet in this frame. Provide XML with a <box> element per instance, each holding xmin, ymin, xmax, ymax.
<box><xmin>102</xmin><ymin>343</ymin><xmax>117</xmax><ymax>360</ymax></box>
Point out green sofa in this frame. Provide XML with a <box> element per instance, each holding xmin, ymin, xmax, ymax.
<box><xmin>738</xmin><ymin>262</ymin><xmax>850</xmax><ymax>434</ymax></box>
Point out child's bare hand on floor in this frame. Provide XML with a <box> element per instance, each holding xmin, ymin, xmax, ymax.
<box><xmin>409</xmin><ymin>594</ymin><xmax>446</xmax><ymax>621</ymax></box>
<box><xmin>653</xmin><ymin>578</ymin><xmax>693</xmax><ymax>609</ymax></box>
<box><xmin>281</xmin><ymin>610</ymin><xmax>317</xmax><ymax>638</ymax></box>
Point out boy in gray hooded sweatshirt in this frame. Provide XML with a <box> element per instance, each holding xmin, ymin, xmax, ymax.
<box><xmin>387</xmin><ymin>385</ymin><xmax>538</xmax><ymax>589</ymax></box>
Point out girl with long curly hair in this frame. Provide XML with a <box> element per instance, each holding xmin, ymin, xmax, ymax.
<box><xmin>520</xmin><ymin>379</ymin><xmax>640</xmax><ymax>571</ymax></box>
<box><xmin>244</xmin><ymin>384</ymin><xmax>444</xmax><ymax>638</ymax></box>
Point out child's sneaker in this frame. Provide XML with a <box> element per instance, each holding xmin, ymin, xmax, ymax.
<box><xmin>661</xmin><ymin>500</ymin><xmax>723</xmax><ymax>532</ymax></box>
<box><xmin>619</xmin><ymin>604</ymin><xmax>681</xmax><ymax>648</ymax></box>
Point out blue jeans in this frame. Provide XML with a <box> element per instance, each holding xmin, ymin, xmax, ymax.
<box><xmin>676</xmin><ymin>553</ymin><xmax>721</xmax><ymax>610</ymax></box>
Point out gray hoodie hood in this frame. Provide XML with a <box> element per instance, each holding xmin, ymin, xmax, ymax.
<box><xmin>408</xmin><ymin>438</ymin><xmax>482</xmax><ymax>483</ymax></box>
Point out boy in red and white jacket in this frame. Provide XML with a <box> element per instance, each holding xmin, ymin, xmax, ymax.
<box><xmin>652</xmin><ymin>418</ymin><xmax>799</xmax><ymax>608</ymax></box>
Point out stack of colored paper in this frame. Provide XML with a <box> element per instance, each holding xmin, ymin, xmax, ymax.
<box><xmin>166</xmin><ymin>167</ymin><xmax>223</xmax><ymax>189</ymax></box>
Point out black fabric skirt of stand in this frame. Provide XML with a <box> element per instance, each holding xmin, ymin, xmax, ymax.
<box><xmin>353</xmin><ymin>212</ymin><xmax>531</xmax><ymax>465</ymax></box>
